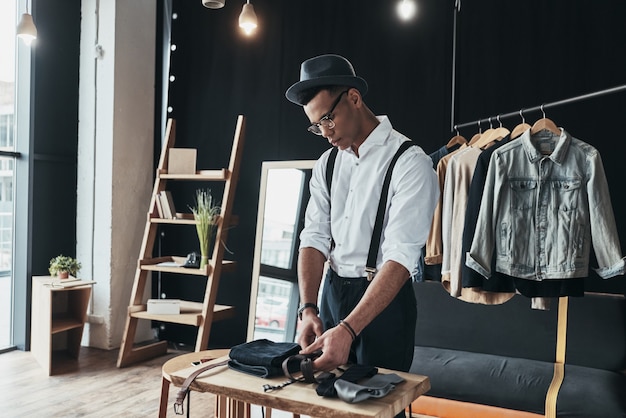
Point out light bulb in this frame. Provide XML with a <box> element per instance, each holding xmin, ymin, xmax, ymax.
<box><xmin>239</xmin><ymin>3</ymin><xmax>257</xmax><ymax>35</ymax></box>
<box><xmin>397</xmin><ymin>0</ymin><xmax>417</xmax><ymax>21</ymax></box>
<box><xmin>17</xmin><ymin>13</ymin><xmax>37</xmax><ymax>45</ymax></box>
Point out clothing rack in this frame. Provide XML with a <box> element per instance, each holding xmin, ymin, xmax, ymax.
<box><xmin>454</xmin><ymin>84</ymin><xmax>626</xmax><ymax>131</ymax></box>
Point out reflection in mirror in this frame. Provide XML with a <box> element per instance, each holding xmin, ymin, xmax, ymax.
<box><xmin>247</xmin><ymin>160</ymin><xmax>316</xmax><ymax>343</ymax></box>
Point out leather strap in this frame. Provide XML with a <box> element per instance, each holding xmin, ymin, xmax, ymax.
<box><xmin>281</xmin><ymin>351</ymin><xmax>323</xmax><ymax>384</ymax></box>
<box><xmin>545</xmin><ymin>296</ymin><xmax>568</xmax><ymax>418</ymax></box>
<box><xmin>174</xmin><ymin>359</ymin><xmax>229</xmax><ymax>415</ymax></box>
<box><xmin>366</xmin><ymin>140</ymin><xmax>415</xmax><ymax>280</ymax></box>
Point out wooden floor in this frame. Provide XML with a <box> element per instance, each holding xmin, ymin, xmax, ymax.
<box><xmin>0</xmin><ymin>346</ymin><xmax>218</xmax><ymax>417</ymax></box>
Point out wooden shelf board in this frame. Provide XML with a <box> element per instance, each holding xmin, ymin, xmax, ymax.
<box><xmin>51</xmin><ymin>317</ymin><xmax>84</xmax><ymax>334</ymax></box>
<box><xmin>150</xmin><ymin>214</ymin><xmax>239</xmax><ymax>227</ymax></box>
<box><xmin>159</xmin><ymin>169</ymin><xmax>229</xmax><ymax>181</ymax></box>
<box><xmin>139</xmin><ymin>257</ymin><xmax>236</xmax><ymax>275</ymax></box>
<box><xmin>129</xmin><ymin>302</ymin><xmax>235</xmax><ymax>326</ymax></box>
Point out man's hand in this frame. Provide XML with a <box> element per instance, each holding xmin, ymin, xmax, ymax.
<box><xmin>300</xmin><ymin>323</ymin><xmax>353</xmax><ymax>372</ymax></box>
<box><xmin>297</xmin><ymin>311</ymin><xmax>324</xmax><ymax>349</ymax></box>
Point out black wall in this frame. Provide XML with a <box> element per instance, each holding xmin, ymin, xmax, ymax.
<box><xmin>161</xmin><ymin>0</ymin><xmax>453</xmax><ymax>347</ymax></box>
<box><xmin>24</xmin><ymin>0</ymin><xmax>625</xmax><ymax>350</ymax></box>
<box><xmin>454</xmin><ymin>0</ymin><xmax>626</xmax><ymax>295</ymax></box>
<box><xmin>162</xmin><ymin>0</ymin><xmax>626</xmax><ymax>347</ymax></box>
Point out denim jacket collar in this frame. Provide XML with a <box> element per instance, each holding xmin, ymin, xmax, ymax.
<box><xmin>520</xmin><ymin>127</ymin><xmax>571</xmax><ymax>166</ymax></box>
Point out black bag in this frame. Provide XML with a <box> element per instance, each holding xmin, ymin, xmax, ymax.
<box><xmin>228</xmin><ymin>339</ymin><xmax>301</xmax><ymax>378</ymax></box>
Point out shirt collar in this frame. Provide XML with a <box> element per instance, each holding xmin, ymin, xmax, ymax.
<box><xmin>352</xmin><ymin>116</ymin><xmax>392</xmax><ymax>157</ymax></box>
<box><xmin>520</xmin><ymin>127</ymin><xmax>571</xmax><ymax>165</ymax></box>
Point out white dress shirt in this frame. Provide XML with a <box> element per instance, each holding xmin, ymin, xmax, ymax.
<box><xmin>299</xmin><ymin>116</ymin><xmax>439</xmax><ymax>278</ymax></box>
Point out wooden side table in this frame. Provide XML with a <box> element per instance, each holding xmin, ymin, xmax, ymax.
<box><xmin>159</xmin><ymin>349</ymin><xmax>233</xmax><ymax>418</ymax></box>
<box><xmin>160</xmin><ymin>349</ymin><xmax>300</xmax><ymax>418</ymax></box>
<box><xmin>166</xmin><ymin>351</ymin><xmax>430</xmax><ymax>418</ymax></box>
<box><xmin>30</xmin><ymin>276</ymin><xmax>93</xmax><ymax>375</ymax></box>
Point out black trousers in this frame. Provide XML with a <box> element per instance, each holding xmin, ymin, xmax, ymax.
<box><xmin>319</xmin><ymin>268</ymin><xmax>417</xmax><ymax>372</ymax></box>
<box><xmin>319</xmin><ymin>268</ymin><xmax>417</xmax><ymax>418</ymax></box>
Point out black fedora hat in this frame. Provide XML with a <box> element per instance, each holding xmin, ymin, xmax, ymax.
<box><xmin>285</xmin><ymin>54</ymin><xmax>368</xmax><ymax>106</ymax></box>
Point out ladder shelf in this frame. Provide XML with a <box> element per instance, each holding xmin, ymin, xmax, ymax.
<box><xmin>117</xmin><ymin>115</ymin><xmax>245</xmax><ymax>367</ymax></box>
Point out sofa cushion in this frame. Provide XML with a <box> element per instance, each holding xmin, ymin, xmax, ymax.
<box><xmin>413</xmin><ymin>281</ymin><xmax>626</xmax><ymax>372</ymax></box>
<box><xmin>410</xmin><ymin>346</ymin><xmax>626</xmax><ymax>417</ymax></box>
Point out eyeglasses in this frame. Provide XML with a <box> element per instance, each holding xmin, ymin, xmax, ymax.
<box><xmin>307</xmin><ymin>90</ymin><xmax>349</xmax><ymax>135</ymax></box>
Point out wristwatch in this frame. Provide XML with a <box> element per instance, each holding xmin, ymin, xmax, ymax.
<box><xmin>298</xmin><ymin>303</ymin><xmax>319</xmax><ymax>320</ymax></box>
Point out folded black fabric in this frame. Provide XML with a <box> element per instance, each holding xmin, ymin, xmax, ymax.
<box><xmin>316</xmin><ymin>364</ymin><xmax>378</xmax><ymax>397</ymax></box>
<box><xmin>228</xmin><ymin>339</ymin><xmax>301</xmax><ymax>378</ymax></box>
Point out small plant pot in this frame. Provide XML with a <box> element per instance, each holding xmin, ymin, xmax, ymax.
<box><xmin>58</xmin><ymin>271</ymin><xmax>69</xmax><ymax>279</ymax></box>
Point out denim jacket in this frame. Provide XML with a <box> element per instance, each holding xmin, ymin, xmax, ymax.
<box><xmin>466</xmin><ymin>128</ymin><xmax>625</xmax><ymax>281</ymax></box>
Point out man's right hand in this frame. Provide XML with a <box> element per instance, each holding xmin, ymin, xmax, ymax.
<box><xmin>297</xmin><ymin>311</ymin><xmax>324</xmax><ymax>348</ymax></box>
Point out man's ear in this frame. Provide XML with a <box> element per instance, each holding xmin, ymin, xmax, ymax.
<box><xmin>347</xmin><ymin>88</ymin><xmax>362</xmax><ymax>108</ymax></box>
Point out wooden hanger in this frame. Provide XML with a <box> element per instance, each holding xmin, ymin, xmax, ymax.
<box><xmin>511</xmin><ymin>123</ymin><xmax>531</xmax><ymax>139</ymax></box>
<box><xmin>531</xmin><ymin>105</ymin><xmax>560</xmax><ymax>135</ymax></box>
<box><xmin>510</xmin><ymin>109</ymin><xmax>531</xmax><ymax>139</ymax></box>
<box><xmin>446</xmin><ymin>126</ymin><xmax>467</xmax><ymax>150</ymax></box>
<box><xmin>473</xmin><ymin>116</ymin><xmax>509</xmax><ymax>149</ymax></box>
<box><xmin>474</xmin><ymin>126</ymin><xmax>509</xmax><ymax>149</ymax></box>
<box><xmin>472</xmin><ymin>118</ymin><xmax>494</xmax><ymax>148</ymax></box>
<box><xmin>468</xmin><ymin>120</ymin><xmax>483</xmax><ymax>146</ymax></box>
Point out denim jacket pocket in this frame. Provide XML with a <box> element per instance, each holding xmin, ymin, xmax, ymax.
<box><xmin>552</xmin><ymin>178</ymin><xmax>581</xmax><ymax>211</ymax></box>
<box><xmin>509</xmin><ymin>180</ymin><xmax>537</xmax><ymax>210</ymax></box>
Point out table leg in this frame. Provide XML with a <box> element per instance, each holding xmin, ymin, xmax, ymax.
<box><xmin>158</xmin><ymin>376</ymin><xmax>169</xmax><ymax>418</ymax></box>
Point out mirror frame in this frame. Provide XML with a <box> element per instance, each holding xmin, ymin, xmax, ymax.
<box><xmin>247</xmin><ymin>160</ymin><xmax>317</xmax><ymax>342</ymax></box>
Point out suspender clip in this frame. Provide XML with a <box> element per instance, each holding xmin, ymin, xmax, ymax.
<box><xmin>365</xmin><ymin>267</ymin><xmax>377</xmax><ymax>282</ymax></box>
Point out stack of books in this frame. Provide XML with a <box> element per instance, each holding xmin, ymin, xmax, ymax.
<box><xmin>155</xmin><ymin>191</ymin><xmax>177</xmax><ymax>219</ymax></box>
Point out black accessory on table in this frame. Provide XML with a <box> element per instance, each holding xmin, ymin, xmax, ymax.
<box><xmin>263</xmin><ymin>350</ymin><xmax>333</xmax><ymax>392</ymax></box>
<box><xmin>316</xmin><ymin>364</ymin><xmax>378</xmax><ymax>398</ymax></box>
<box><xmin>334</xmin><ymin>373</ymin><xmax>405</xmax><ymax>403</ymax></box>
<box><xmin>227</xmin><ymin>339</ymin><xmax>301</xmax><ymax>378</ymax></box>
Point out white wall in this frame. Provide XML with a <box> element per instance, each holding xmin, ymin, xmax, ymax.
<box><xmin>77</xmin><ymin>0</ymin><xmax>156</xmax><ymax>349</ymax></box>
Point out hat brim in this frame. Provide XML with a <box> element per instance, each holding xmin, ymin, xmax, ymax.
<box><xmin>285</xmin><ymin>75</ymin><xmax>368</xmax><ymax>106</ymax></box>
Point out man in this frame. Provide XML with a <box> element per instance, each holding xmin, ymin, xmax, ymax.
<box><xmin>285</xmin><ymin>54</ymin><xmax>438</xmax><ymax>376</ymax></box>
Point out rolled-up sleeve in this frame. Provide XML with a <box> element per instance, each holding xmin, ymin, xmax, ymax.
<box><xmin>381</xmin><ymin>149</ymin><xmax>439</xmax><ymax>274</ymax></box>
<box><xmin>299</xmin><ymin>151</ymin><xmax>333</xmax><ymax>257</ymax></box>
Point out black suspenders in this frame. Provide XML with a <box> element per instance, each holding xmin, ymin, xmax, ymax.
<box><xmin>325</xmin><ymin>141</ymin><xmax>415</xmax><ymax>280</ymax></box>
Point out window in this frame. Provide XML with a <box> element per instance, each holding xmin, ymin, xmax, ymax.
<box><xmin>0</xmin><ymin>0</ymin><xmax>19</xmax><ymax>350</ymax></box>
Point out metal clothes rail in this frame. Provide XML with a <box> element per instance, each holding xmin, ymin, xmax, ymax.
<box><xmin>454</xmin><ymin>84</ymin><xmax>626</xmax><ymax>131</ymax></box>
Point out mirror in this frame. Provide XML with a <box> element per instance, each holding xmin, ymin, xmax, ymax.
<box><xmin>247</xmin><ymin>160</ymin><xmax>316</xmax><ymax>342</ymax></box>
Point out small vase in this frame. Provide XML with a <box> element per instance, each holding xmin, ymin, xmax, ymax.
<box><xmin>58</xmin><ymin>271</ymin><xmax>69</xmax><ymax>279</ymax></box>
<box><xmin>200</xmin><ymin>255</ymin><xmax>209</xmax><ymax>269</ymax></box>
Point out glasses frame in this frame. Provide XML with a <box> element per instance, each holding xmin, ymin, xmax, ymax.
<box><xmin>307</xmin><ymin>90</ymin><xmax>349</xmax><ymax>135</ymax></box>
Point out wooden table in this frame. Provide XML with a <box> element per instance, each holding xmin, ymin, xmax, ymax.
<box><xmin>162</xmin><ymin>349</ymin><xmax>430</xmax><ymax>418</ymax></box>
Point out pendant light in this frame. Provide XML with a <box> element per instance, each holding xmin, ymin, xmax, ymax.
<box><xmin>397</xmin><ymin>0</ymin><xmax>417</xmax><ymax>21</ymax></box>
<box><xmin>202</xmin><ymin>0</ymin><xmax>225</xmax><ymax>8</ymax></box>
<box><xmin>17</xmin><ymin>1</ymin><xmax>37</xmax><ymax>45</ymax></box>
<box><xmin>238</xmin><ymin>0</ymin><xmax>257</xmax><ymax>36</ymax></box>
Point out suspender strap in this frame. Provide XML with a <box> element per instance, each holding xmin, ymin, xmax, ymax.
<box><xmin>545</xmin><ymin>296</ymin><xmax>568</xmax><ymax>418</ymax></box>
<box><xmin>325</xmin><ymin>141</ymin><xmax>415</xmax><ymax>281</ymax></box>
<box><xmin>326</xmin><ymin>147</ymin><xmax>339</xmax><ymax>194</ymax></box>
<box><xmin>365</xmin><ymin>140</ymin><xmax>415</xmax><ymax>280</ymax></box>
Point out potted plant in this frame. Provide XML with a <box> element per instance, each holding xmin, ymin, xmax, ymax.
<box><xmin>49</xmin><ymin>255</ymin><xmax>81</xmax><ymax>279</ymax></box>
<box><xmin>190</xmin><ymin>189</ymin><xmax>221</xmax><ymax>269</ymax></box>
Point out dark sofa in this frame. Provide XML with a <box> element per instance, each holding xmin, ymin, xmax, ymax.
<box><xmin>408</xmin><ymin>281</ymin><xmax>626</xmax><ymax>417</ymax></box>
